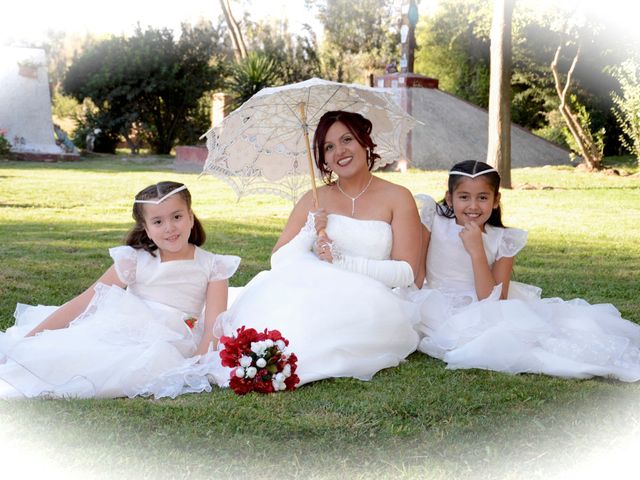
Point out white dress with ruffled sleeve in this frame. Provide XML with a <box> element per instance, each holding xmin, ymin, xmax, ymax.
<box><xmin>407</xmin><ymin>195</ymin><xmax>640</xmax><ymax>381</ymax></box>
<box><xmin>0</xmin><ymin>246</ymin><xmax>240</xmax><ymax>399</ymax></box>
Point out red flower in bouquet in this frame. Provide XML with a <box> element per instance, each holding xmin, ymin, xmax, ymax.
<box><xmin>219</xmin><ymin>326</ymin><xmax>300</xmax><ymax>395</ymax></box>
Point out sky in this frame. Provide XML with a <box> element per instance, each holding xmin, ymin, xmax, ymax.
<box><xmin>1</xmin><ymin>0</ymin><xmax>321</xmax><ymax>44</ymax></box>
<box><xmin>2</xmin><ymin>0</ymin><xmax>639</xmax><ymax>46</ymax></box>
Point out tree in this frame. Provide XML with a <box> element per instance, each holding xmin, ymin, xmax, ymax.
<box><xmin>220</xmin><ymin>0</ymin><xmax>248</xmax><ymax>62</ymax></box>
<box><xmin>486</xmin><ymin>0</ymin><xmax>514</xmax><ymax>187</ymax></box>
<box><xmin>610</xmin><ymin>59</ymin><xmax>640</xmax><ymax>165</ymax></box>
<box><xmin>414</xmin><ymin>0</ymin><xmax>492</xmax><ymax>107</ymax></box>
<box><xmin>550</xmin><ymin>45</ymin><xmax>604</xmax><ymax>170</ymax></box>
<box><xmin>306</xmin><ymin>0</ymin><xmax>400</xmax><ymax>82</ymax></box>
<box><xmin>415</xmin><ymin>0</ymin><xmax>631</xmax><ymax>159</ymax></box>
<box><xmin>245</xmin><ymin>20</ymin><xmax>321</xmax><ymax>84</ymax></box>
<box><xmin>63</xmin><ymin>23</ymin><xmax>228</xmax><ymax>154</ymax></box>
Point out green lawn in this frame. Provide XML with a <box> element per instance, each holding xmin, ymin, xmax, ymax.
<box><xmin>1</xmin><ymin>156</ymin><xmax>639</xmax><ymax>479</ymax></box>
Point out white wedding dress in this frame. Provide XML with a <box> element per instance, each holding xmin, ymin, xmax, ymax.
<box><xmin>216</xmin><ymin>214</ymin><xmax>420</xmax><ymax>385</ymax></box>
<box><xmin>0</xmin><ymin>246</ymin><xmax>240</xmax><ymax>399</ymax></box>
<box><xmin>404</xmin><ymin>195</ymin><xmax>640</xmax><ymax>381</ymax></box>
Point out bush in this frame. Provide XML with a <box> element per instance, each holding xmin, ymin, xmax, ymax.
<box><xmin>0</xmin><ymin>129</ymin><xmax>12</xmax><ymax>156</ymax></box>
<box><xmin>72</xmin><ymin>109</ymin><xmax>120</xmax><ymax>154</ymax></box>
<box><xmin>227</xmin><ymin>52</ymin><xmax>281</xmax><ymax>109</ymax></box>
<box><xmin>63</xmin><ymin>23</ymin><xmax>228</xmax><ymax>154</ymax></box>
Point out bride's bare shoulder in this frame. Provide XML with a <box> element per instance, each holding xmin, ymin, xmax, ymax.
<box><xmin>375</xmin><ymin>177</ymin><xmax>413</xmax><ymax>201</ymax></box>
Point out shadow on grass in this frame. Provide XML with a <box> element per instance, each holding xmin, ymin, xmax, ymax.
<box><xmin>1</xmin><ymin>157</ymin><xmax>176</xmax><ymax>174</ymax></box>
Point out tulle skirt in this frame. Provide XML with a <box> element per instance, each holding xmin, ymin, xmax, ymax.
<box><xmin>216</xmin><ymin>252</ymin><xmax>420</xmax><ymax>385</ymax></box>
<box><xmin>405</xmin><ymin>282</ymin><xmax>640</xmax><ymax>382</ymax></box>
<box><xmin>0</xmin><ymin>284</ymin><xmax>221</xmax><ymax>399</ymax></box>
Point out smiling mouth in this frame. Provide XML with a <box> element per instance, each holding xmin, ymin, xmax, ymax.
<box><xmin>166</xmin><ymin>235</ymin><xmax>180</xmax><ymax>242</ymax></box>
<box><xmin>337</xmin><ymin>156</ymin><xmax>353</xmax><ymax>167</ymax></box>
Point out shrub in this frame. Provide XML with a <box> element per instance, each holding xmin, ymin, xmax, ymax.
<box><xmin>0</xmin><ymin>129</ymin><xmax>12</xmax><ymax>156</ymax></box>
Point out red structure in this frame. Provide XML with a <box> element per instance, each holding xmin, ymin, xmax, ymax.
<box><xmin>174</xmin><ymin>145</ymin><xmax>208</xmax><ymax>171</ymax></box>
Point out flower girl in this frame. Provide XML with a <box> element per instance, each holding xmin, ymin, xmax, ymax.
<box><xmin>408</xmin><ymin>160</ymin><xmax>640</xmax><ymax>381</ymax></box>
<box><xmin>0</xmin><ymin>181</ymin><xmax>240</xmax><ymax>399</ymax></box>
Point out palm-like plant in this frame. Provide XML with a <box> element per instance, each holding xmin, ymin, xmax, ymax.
<box><xmin>227</xmin><ymin>52</ymin><xmax>281</xmax><ymax>109</ymax></box>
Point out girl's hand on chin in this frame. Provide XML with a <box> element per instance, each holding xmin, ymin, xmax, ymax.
<box><xmin>459</xmin><ymin>221</ymin><xmax>484</xmax><ymax>255</ymax></box>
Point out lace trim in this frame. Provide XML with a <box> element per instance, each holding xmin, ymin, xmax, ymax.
<box><xmin>208</xmin><ymin>254</ymin><xmax>241</xmax><ymax>282</ymax></box>
<box><xmin>415</xmin><ymin>194</ymin><xmax>436</xmax><ymax>231</ymax></box>
<box><xmin>109</xmin><ymin>246</ymin><xmax>137</xmax><ymax>284</ymax></box>
<box><xmin>329</xmin><ymin>242</ymin><xmax>344</xmax><ymax>263</ymax></box>
<box><xmin>302</xmin><ymin>211</ymin><xmax>317</xmax><ymax>237</ymax></box>
<box><xmin>497</xmin><ymin>228</ymin><xmax>528</xmax><ymax>259</ymax></box>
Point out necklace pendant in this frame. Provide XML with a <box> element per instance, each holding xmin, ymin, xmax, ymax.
<box><xmin>337</xmin><ymin>175</ymin><xmax>374</xmax><ymax>218</ymax></box>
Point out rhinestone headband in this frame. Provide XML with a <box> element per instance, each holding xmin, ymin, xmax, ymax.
<box><xmin>133</xmin><ymin>185</ymin><xmax>187</xmax><ymax>204</ymax></box>
<box><xmin>449</xmin><ymin>168</ymin><xmax>498</xmax><ymax>178</ymax></box>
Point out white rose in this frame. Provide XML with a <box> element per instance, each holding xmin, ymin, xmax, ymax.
<box><xmin>256</xmin><ymin>357</ymin><xmax>267</xmax><ymax>368</ymax></box>
<box><xmin>250</xmin><ymin>342</ymin><xmax>265</xmax><ymax>355</ymax></box>
<box><xmin>275</xmin><ymin>372</ymin><xmax>285</xmax><ymax>383</ymax></box>
<box><xmin>275</xmin><ymin>340</ymin><xmax>286</xmax><ymax>351</ymax></box>
<box><xmin>235</xmin><ymin>367</ymin><xmax>245</xmax><ymax>378</ymax></box>
<box><xmin>265</xmin><ymin>339</ymin><xmax>274</xmax><ymax>348</ymax></box>
<box><xmin>246</xmin><ymin>366</ymin><xmax>257</xmax><ymax>378</ymax></box>
<box><xmin>272</xmin><ymin>379</ymin><xmax>284</xmax><ymax>391</ymax></box>
<box><xmin>239</xmin><ymin>356</ymin><xmax>252</xmax><ymax>368</ymax></box>
<box><xmin>283</xmin><ymin>364</ymin><xmax>291</xmax><ymax>376</ymax></box>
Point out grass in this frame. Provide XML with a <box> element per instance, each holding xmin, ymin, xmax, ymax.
<box><xmin>0</xmin><ymin>156</ymin><xmax>639</xmax><ymax>479</ymax></box>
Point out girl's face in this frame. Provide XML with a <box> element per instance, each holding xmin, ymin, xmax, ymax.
<box><xmin>142</xmin><ymin>195</ymin><xmax>194</xmax><ymax>260</ymax></box>
<box><xmin>446</xmin><ymin>177</ymin><xmax>500</xmax><ymax>228</ymax></box>
<box><xmin>322</xmin><ymin>121</ymin><xmax>368</xmax><ymax>178</ymax></box>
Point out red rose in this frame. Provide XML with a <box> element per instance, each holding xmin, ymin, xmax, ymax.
<box><xmin>285</xmin><ymin>374</ymin><xmax>299</xmax><ymax>391</ymax></box>
<box><xmin>229</xmin><ymin>376</ymin><xmax>253</xmax><ymax>395</ymax></box>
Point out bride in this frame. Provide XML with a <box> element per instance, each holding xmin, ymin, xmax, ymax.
<box><xmin>215</xmin><ymin>111</ymin><xmax>423</xmax><ymax>385</ymax></box>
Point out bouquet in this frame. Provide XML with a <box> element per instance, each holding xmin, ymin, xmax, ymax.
<box><xmin>219</xmin><ymin>326</ymin><xmax>299</xmax><ymax>395</ymax></box>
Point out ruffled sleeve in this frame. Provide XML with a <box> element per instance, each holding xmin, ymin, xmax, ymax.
<box><xmin>208</xmin><ymin>254</ymin><xmax>241</xmax><ymax>282</ymax></box>
<box><xmin>414</xmin><ymin>194</ymin><xmax>437</xmax><ymax>231</ymax></box>
<box><xmin>496</xmin><ymin>228</ymin><xmax>528</xmax><ymax>259</ymax></box>
<box><xmin>109</xmin><ymin>245</ymin><xmax>138</xmax><ymax>285</ymax></box>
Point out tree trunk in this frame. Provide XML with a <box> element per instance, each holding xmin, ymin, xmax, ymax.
<box><xmin>550</xmin><ymin>45</ymin><xmax>603</xmax><ymax>171</ymax></box>
<box><xmin>486</xmin><ymin>0</ymin><xmax>514</xmax><ymax>188</ymax></box>
<box><xmin>220</xmin><ymin>0</ymin><xmax>247</xmax><ymax>62</ymax></box>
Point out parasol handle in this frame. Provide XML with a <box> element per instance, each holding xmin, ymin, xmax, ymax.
<box><xmin>299</xmin><ymin>102</ymin><xmax>320</xmax><ymax>208</ymax></box>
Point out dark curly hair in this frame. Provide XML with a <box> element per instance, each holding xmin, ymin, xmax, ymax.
<box><xmin>437</xmin><ymin>160</ymin><xmax>505</xmax><ymax>228</ymax></box>
<box><xmin>125</xmin><ymin>181</ymin><xmax>206</xmax><ymax>256</ymax></box>
<box><xmin>313</xmin><ymin>110</ymin><xmax>380</xmax><ymax>184</ymax></box>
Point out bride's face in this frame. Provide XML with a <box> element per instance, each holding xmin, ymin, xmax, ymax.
<box><xmin>322</xmin><ymin>121</ymin><xmax>368</xmax><ymax>178</ymax></box>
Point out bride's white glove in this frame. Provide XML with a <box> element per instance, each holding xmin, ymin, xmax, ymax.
<box><xmin>333</xmin><ymin>253</ymin><xmax>415</xmax><ymax>288</ymax></box>
<box><xmin>270</xmin><ymin>213</ymin><xmax>317</xmax><ymax>269</ymax></box>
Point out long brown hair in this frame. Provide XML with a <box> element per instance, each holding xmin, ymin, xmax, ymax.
<box><xmin>313</xmin><ymin>110</ymin><xmax>380</xmax><ymax>184</ymax></box>
<box><xmin>125</xmin><ymin>181</ymin><xmax>206</xmax><ymax>256</ymax></box>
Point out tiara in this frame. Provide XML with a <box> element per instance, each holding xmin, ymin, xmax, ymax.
<box><xmin>134</xmin><ymin>185</ymin><xmax>187</xmax><ymax>204</ymax></box>
<box><xmin>449</xmin><ymin>168</ymin><xmax>498</xmax><ymax>179</ymax></box>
